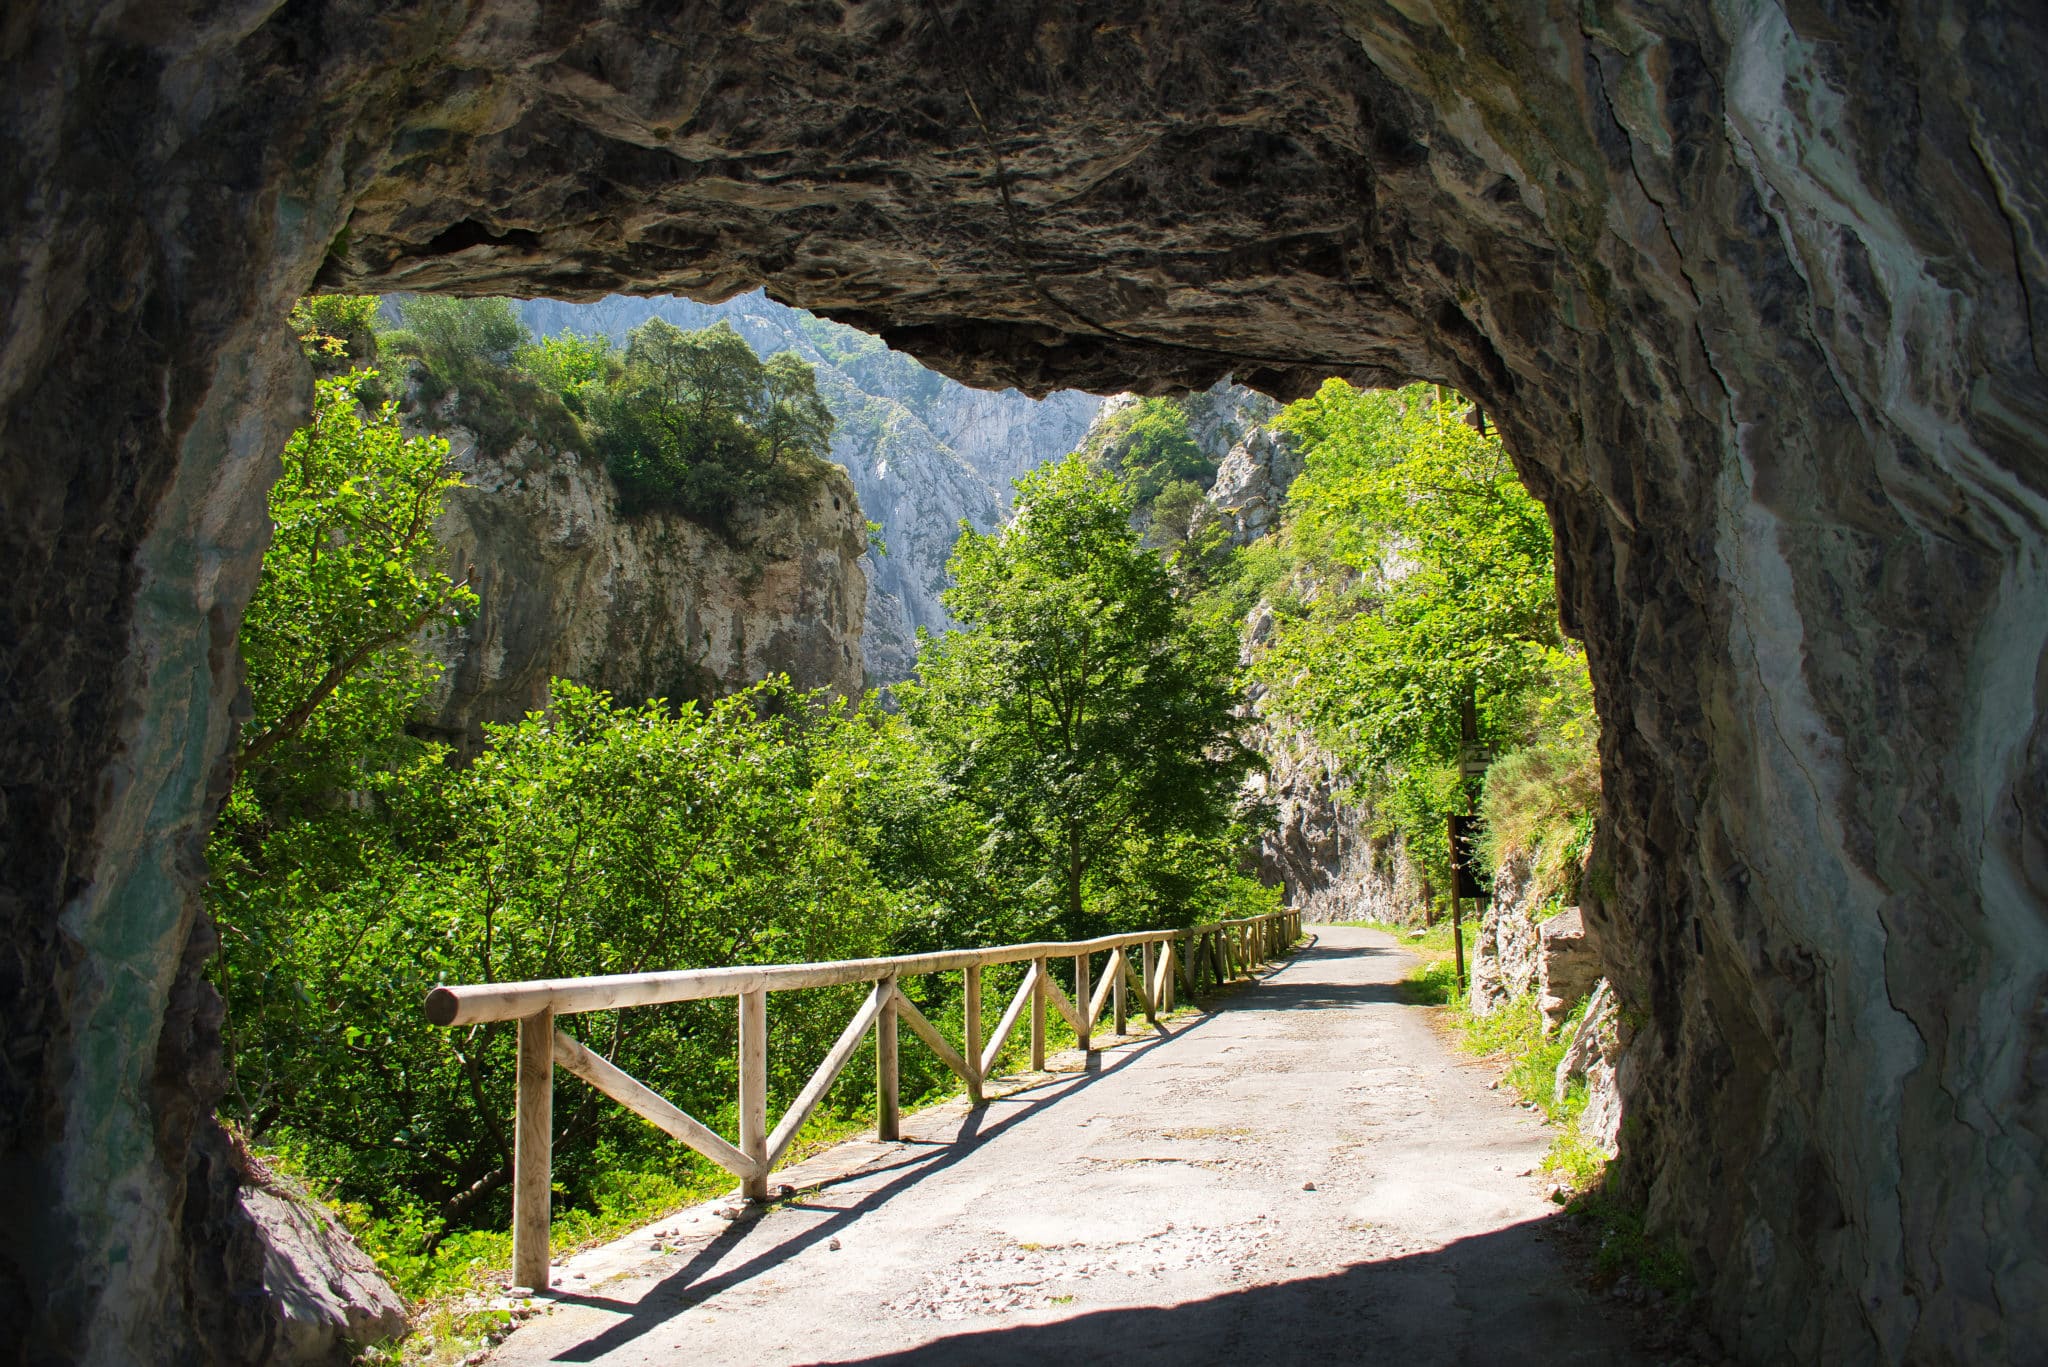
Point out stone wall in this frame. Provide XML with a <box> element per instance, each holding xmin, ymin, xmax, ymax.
<box><xmin>4</xmin><ymin>4</ymin><xmax>2043</xmax><ymax>1362</ymax></box>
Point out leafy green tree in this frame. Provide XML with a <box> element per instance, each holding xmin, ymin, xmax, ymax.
<box><xmin>1263</xmin><ymin>381</ymin><xmax>1557</xmax><ymax>770</ymax></box>
<box><xmin>592</xmin><ymin>319</ymin><xmax>835</xmax><ymax>523</ymax></box>
<box><xmin>761</xmin><ymin>350</ymin><xmax>835</xmax><ymax>467</ymax></box>
<box><xmin>232</xmin><ymin>372</ymin><xmax>476</xmax><ymax>782</ymax></box>
<box><xmin>1100</xmin><ymin>396</ymin><xmax>1212</xmax><ymax>504</ymax></box>
<box><xmin>1145</xmin><ymin>476</ymin><xmax>1234</xmax><ymax>589</ymax></box>
<box><xmin>1244</xmin><ymin>379</ymin><xmax>1577</xmax><ymax>896</ymax></box>
<box><xmin>903</xmin><ymin>456</ymin><xmax>1258</xmax><ymax>937</ymax></box>
<box><xmin>514</xmin><ymin>332</ymin><xmax>619</xmax><ymax>416</ymax></box>
<box><xmin>289</xmin><ymin>294</ymin><xmax>384</xmax><ymax>375</ymax></box>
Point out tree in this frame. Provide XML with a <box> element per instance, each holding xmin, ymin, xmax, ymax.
<box><xmin>1249</xmin><ymin>379</ymin><xmax>1572</xmax><ymax>891</ymax></box>
<box><xmin>761</xmin><ymin>350</ymin><xmax>835</xmax><ymax>467</ymax></box>
<box><xmin>591</xmin><ymin>319</ymin><xmax>835</xmax><ymax>523</ymax></box>
<box><xmin>233</xmin><ymin>371</ymin><xmax>477</xmax><ymax>781</ymax></box>
<box><xmin>902</xmin><ymin>456</ymin><xmax>1258</xmax><ymax>937</ymax></box>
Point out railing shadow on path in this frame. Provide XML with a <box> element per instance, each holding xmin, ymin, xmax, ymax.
<box><xmin>533</xmin><ymin>934</ymin><xmax>1447</xmax><ymax>1364</ymax></box>
<box><xmin>540</xmin><ymin>1035</ymin><xmax>1173</xmax><ymax>1363</ymax></box>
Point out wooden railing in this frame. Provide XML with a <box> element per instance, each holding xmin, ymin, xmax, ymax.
<box><xmin>422</xmin><ymin>909</ymin><xmax>1303</xmax><ymax>1289</ymax></box>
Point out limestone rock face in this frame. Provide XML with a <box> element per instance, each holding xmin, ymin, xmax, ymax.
<box><xmin>1469</xmin><ymin>855</ymin><xmax>1543</xmax><ymax>1018</ymax></box>
<box><xmin>1536</xmin><ymin>908</ymin><xmax>1602</xmax><ymax>1035</ymax></box>
<box><xmin>417</xmin><ymin>419</ymin><xmax>867</xmax><ymax>749</ymax></box>
<box><xmin>1209</xmin><ymin>425</ymin><xmax>1305</xmax><ymax>547</ymax></box>
<box><xmin>239</xmin><ymin>1177</ymin><xmax>406</xmax><ymax>1364</ymax></box>
<box><xmin>516</xmin><ymin>293</ymin><xmax>1100</xmax><ymax>683</ymax></box>
<box><xmin>1242</xmin><ymin>715</ymin><xmax>1421</xmax><ymax>925</ymax></box>
<box><xmin>1555</xmin><ymin>979</ymin><xmax>1627</xmax><ymax>1154</ymax></box>
<box><xmin>6</xmin><ymin>4</ymin><xmax>2046</xmax><ymax>1363</ymax></box>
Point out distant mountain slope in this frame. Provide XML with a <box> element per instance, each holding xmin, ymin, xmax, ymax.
<box><xmin>516</xmin><ymin>293</ymin><xmax>1102</xmax><ymax>682</ymax></box>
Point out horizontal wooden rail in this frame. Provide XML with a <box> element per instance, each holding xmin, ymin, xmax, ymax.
<box><xmin>425</xmin><ymin>920</ymin><xmax>1282</xmax><ymax>1026</ymax></box>
<box><xmin>424</xmin><ymin>909</ymin><xmax>1302</xmax><ymax>1290</ymax></box>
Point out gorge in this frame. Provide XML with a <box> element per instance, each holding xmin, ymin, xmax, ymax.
<box><xmin>3</xmin><ymin>5</ymin><xmax>2043</xmax><ymax>1366</ymax></box>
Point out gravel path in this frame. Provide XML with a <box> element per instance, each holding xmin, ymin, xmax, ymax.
<box><xmin>485</xmin><ymin>926</ymin><xmax>1651</xmax><ymax>1365</ymax></box>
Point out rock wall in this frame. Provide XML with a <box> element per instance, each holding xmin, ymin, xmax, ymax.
<box><xmin>5</xmin><ymin>5</ymin><xmax>2045</xmax><ymax>1363</ymax></box>
<box><xmin>1210</xmin><ymin>424</ymin><xmax>1305</xmax><ymax>548</ymax></box>
<box><xmin>1242</xmin><ymin>711</ymin><xmax>1424</xmax><ymax>925</ymax></box>
<box><xmin>516</xmin><ymin>294</ymin><xmax>1100</xmax><ymax>683</ymax></box>
<box><xmin>1470</xmin><ymin>855</ymin><xmax>1545</xmax><ymax>1016</ymax></box>
<box><xmin>416</xmin><ymin>415</ymin><xmax>868</xmax><ymax>750</ymax></box>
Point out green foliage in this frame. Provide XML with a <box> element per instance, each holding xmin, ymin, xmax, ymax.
<box><xmin>1145</xmin><ymin>477</ymin><xmax>1234</xmax><ymax>589</ymax></box>
<box><xmin>902</xmin><ymin>456</ymin><xmax>1264</xmax><ymax>937</ymax></box>
<box><xmin>513</xmin><ymin>332</ymin><xmax>619</xmax><ymax>416</ymax></box>
<box><xmin>1081</xmin><ymin>396</ymin><xmax>1218</xmax><ymax>523</ymax></box>
<box><xmin>382</xmin><ymin>297</ymin><xmax>582</xmax><ymax>452</ymax></box>
<box><xmin>1479</xmin><ymin>661</ymin><xmax>1599</xmax><ymax>908</ymax></box>
<box><xmin>1264</xmin><ymin>380</ymin><xmax>1559</xmax><ymax>773</ymax></box>
<box><xmin>230</xmin><ymin>371</ymin><xmax>475</xmax><ymax>788</ymax></box>
<box><xmin>588</xmin><ymin>319</ymin><xmax>835</xmax><ymax>525</ymax></box>
<box><xmin>214</xmin><ymin>680</ymin><xmax>955</xmax><ymax>1266</ymax></box>
<box><xmin>210</xmin><ymin>345</ymin><xmax>941</xmax><ymax>1279</ymax></box>
<box><xmin>290</xmin><ymin>294</ymin><xmax>384</xmax><ymax>375</ymax></box>
<box><xmin>1214</xmin><ymin>379</ymin><xmax>1593</xmax><ymax>900</ymax></box>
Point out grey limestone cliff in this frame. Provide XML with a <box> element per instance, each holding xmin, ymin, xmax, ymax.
<box><xmin>517</xmin><ymin>294</ymin><xmax>1101</xmax><ymax>683</ymax></box>
<box><xmin>415</xmin><ymin>408</ymin><xmax>868</xmax><ymax>750</ymax></box>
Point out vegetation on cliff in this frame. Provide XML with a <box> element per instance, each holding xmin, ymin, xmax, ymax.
<box><xmin>1213</xmin><ymin>379</ymin><xmax>1597</xmax><ymax>909</ymax></box>
<box><xmin>378</xmin><ymin>297</ymin><xmax>839</xmax><ymax>529</ymax></box>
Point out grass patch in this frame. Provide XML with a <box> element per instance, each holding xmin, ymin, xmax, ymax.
<box><xmin>1567</xmin><ymin>1185</ymin><xmax>1695</xmax><ymax>1299</ymax></box>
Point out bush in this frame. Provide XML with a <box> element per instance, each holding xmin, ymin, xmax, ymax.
<box><xmin>588</xmin><ymin>319</ymin><xmax>835</xmax><ymax>527</ymax></box>
<box><xmin>383</xmin><ymin>296</ymin><xmax>583</xmax><ymax>453</ymax></box>
<box><xmin>290</xmin><ymin>294</ymin><xmax>383</xmax><ymax>375</ymax></box>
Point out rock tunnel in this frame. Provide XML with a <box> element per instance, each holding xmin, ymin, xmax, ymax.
<box><xmin>2</xmin><ymin>3</ymin><xmax>2043</xmax><ymax>1362</ymax></box>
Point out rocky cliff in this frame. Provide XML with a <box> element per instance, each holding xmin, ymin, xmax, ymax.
<box><xmin>413</xmin><ymin>409</ymin><xmax>868</xmax><ymax>750</ymax></box>
<box><xmin>9</xmin><ymin>5</ymin><xmax>2045</xmax><ymax>1363</ymax></box>
<box><xmin>517</xmin><ymin>294</ymin><xmax>1100</xmax><ymax>682</ymax></box>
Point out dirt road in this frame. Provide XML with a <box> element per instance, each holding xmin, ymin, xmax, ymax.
<box><xmin>486</xmin><ymin>926</ymin><xmax>1649</xmax><ymax>1365</ymax></box>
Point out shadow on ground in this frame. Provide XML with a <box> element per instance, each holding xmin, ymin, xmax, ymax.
<box><xmin>801</xmin><ymin>1217</ymin><xmax>1626</xmax><ymax>1366</ymax></box>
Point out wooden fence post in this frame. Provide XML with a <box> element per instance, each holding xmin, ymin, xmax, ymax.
<box><xmin>1074</xmin><ymin>953</ymin><xmax>1091</xmax><ymax>1052</ymax></box>
<box><xmin>1139</xmin><ymin>943</ymin><xmax>1155</xmax><ymax>1026</ymax></box>
<box><xmin>1113</xmin><ymin>949</ymin><xmax>1128</xmax><ymax>1035</ymax></box>
<box><xmin>964</xmin><ymin>964</ymin><xmax>984</xmax><ymax>1104</ymax></box>
<box><xmin>1030</xmin><ymin>957</ymin><xmax>1047</xmax><ymax>1071</ymax></box>
<box><xmin>512</xmin><ymin>1008</ymin><xmax>554</xmax><ymax>1291</ymax></box>
<box><xmin>739</xmin><ymin>988</ymin><xmax>768</xmax><ymax>1200</ymax></box>
<box><xmin>877</xmin><ymin>976</ymin><xmax>900</xmax><ymax>1141</ymax></box>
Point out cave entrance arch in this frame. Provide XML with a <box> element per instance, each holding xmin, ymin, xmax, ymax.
<box><xmin>5</xmin><ymin>5</ymin><xmax>2042</xmax><ymax>1364</ymax></box>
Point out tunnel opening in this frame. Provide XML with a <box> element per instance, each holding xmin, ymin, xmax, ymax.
<box><xmin>3</xmin><ymin>4</ymin><xmax>2043</xmax><ymax>1365</ymax></box>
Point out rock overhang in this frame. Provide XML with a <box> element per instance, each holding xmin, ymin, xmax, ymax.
<box><xmin>3</xmin><ymin>3</ymin><xmax>2045</xmax><ymax>1364</ymax></box>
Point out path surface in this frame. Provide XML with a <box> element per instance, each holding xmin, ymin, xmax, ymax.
<box><xmin>488</xmin><ymin>927</ymin><xmax>1649</xmax><ymax>1366</ymax></box>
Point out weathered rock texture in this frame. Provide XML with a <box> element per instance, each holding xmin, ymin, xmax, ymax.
<box><xmin>1242</xmin><ymin>714</ymin><xmax>1423</xmax><ymax>925</ymax></box>
<box><xmin>417</xmin><ymin>414</ymin><xmax>867</xmax><ymax>750</ymax></box>
<box><xmin>3</xmin><ymin>5</ymin><xmax>2044</xmax><ymax>1365</ymax></box>
<box><xmin>1209</xmin><ymin>423</ymin><xmax>1305</xmax><ymax>548</ymax></box>
<box><xmin>1556</xmin><ymin>978</ymin><xmax>1628</xmax><ymax>1154</ymax></box>
<box><xmin>1469</xmin><ymin>854</ymin><xmax>1545</xmax><ymax>1017</ymax></box>
<box><xmin>1537</xmin><ymin>907</ymin><xmax>1603</xmax><ymax>1034</ymax></box>
<box><xmin>239</xmin><ymin>1174</ymin><xmax>406</xmax><ymax>1364</ymax></box>
<box><xmin>516</xmin><ymin>293</ymin><xmax>1100</xmax><ymax>683</ymax></box>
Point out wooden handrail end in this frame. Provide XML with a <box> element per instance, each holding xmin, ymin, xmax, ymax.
<box><xmin>424</xmin><ymin>986</ymin><xmax>460</xmax><ymax>1027</ymax></box>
